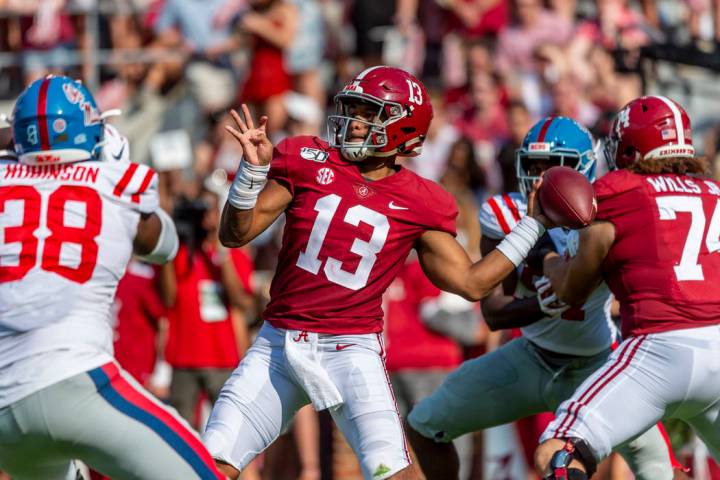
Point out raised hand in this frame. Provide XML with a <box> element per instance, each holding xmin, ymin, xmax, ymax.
<box><xmin>225</xmin><ymin>104</ymin><xmax>273</xmax><ymax>167</ymax></box>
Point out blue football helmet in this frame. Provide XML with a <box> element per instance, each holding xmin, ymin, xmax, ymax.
<box><xmin>516</xmin><ymin>116</ymin><xmax>596</xmax><ymax>197</ymax></box>
<box><xmin>11</xmin><ymin>75</ymin><xmax>105</xmax><ymax>165</ymax></box>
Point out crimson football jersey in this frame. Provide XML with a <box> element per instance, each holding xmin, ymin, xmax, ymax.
<box><xmin>263</xmin><ymin>136</ymin><xmax>458</xmax><ymax>334</ymax></box>
<box><xmin>595</xmin><ymin>169</ymin><xmax>720</xmax><ymax>337</ymax></box>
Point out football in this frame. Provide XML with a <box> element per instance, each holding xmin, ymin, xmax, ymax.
<box><xmin>538</xmin><ymin>166</ymin><xmax>597</xmax><ymax>229</ymax></box>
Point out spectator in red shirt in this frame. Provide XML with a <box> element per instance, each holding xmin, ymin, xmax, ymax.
<box><xmin>159</xmin><ymin>189</ymin><xmax>254</xmax><ymax>429</ymax></box>
<box><xmin>113</xmin><ymin>259</ymin><xmax>167</xmax><ymax>389</ymax></box>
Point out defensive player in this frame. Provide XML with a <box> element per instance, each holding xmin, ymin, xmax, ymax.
<box><xmin>203</xmin><ymin>66</ymin><xmax>548</xmax><ymax>480</ymax></box>
<box><xmin>405</xmin><ymin>116</ymin><xmax>680</xmax><ymax>480</ymax></box>
<box><xmin>0</xmin><ymin>76</ymin><xmax>223</xmax><ymax>479</ymax></box>
<box><xmin>534</xmin><ymin>96</ymin><xmax>720</xmax><ymax>480</ymax></box>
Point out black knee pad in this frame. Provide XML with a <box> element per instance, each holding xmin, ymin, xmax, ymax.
<box><xmin>544</xmin><ymin>438</ymin><xmax>597</xmax><ymax>480</ymax></box>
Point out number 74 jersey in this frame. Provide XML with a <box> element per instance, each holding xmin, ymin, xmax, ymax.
<box><xmin>263</xmin><ymin>136</ymin><xmax>458</xmax><ymax>335</ymax></box>
<box><xmin>0</xmin><ymin>159</ymin><xmax>158</xmax><ymax>335</ymax></box>
<box><xmin>594</xmin><ymin>169</ymin><xmax>720</xmax><ymax>337</ymax></box>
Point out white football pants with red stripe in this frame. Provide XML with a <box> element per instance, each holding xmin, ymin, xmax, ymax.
<box><xmin>203</xmin><ymin>322</ymin><xmax>410</xmax><ymax>480</ymax></box>
<box><xmin>542</xmin><ymin>324</ymin><xmax>720</xmax><ymax>466</ymax></box>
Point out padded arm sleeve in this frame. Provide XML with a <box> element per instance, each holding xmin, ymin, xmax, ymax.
<box><xmin>139</xmin><ymin>208</ymin><xmax>179</xmax><ymax>264</ymax></box>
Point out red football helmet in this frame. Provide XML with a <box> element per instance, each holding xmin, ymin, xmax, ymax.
<box><xmin>327</xmin><ymin>66</ymin><xmax>433</xmax><ymax>161</ymax></box>
<box><xmin>605</xmin><ymin>95</ymin><xmax>695</xmax><ymax>170</ymax></box>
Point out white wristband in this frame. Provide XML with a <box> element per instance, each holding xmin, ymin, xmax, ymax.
<box><xmin>227</xmin><ymin>160</ymin><xmax>270</xmax><ymax>210</ymax></box>
<box><xmin>496</xmin><ymin>216</ymin><xmax>546</xmax><ymax>267</ymax></box>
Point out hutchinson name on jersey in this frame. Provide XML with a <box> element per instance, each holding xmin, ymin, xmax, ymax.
<box><xmin>0</xmin><ymin>159</ymin><xmax>158</xmax><ymax>407</ymax></box>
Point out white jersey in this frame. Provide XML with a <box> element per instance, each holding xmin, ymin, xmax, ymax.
<box><xmin>479</xmin><ymin>192</ymin><xmax>617</xmax><ymax>356</ymax></box>
<box><xmin>0</xmin><ymin>159</ymin><xmax>158</xmax><ymax>407</ymax></box>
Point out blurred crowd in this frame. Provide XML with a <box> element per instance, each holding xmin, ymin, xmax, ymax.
<box><xmin>2</xmin><ymin>0</ymin><xmax>720</xmax><ymax>479</ymax></box>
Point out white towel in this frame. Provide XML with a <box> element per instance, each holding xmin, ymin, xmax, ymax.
<box><xmin>284</xmin><ymin>330</ymin><xmax>343</xmax><ymax>411</ymax></box>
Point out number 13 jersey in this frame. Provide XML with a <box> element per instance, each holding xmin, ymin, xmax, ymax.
<box><xmin>0</xmin><ymin>159</ymin><xmax>158</xmax><ymax>407</ymax></box>
<box><xmin>264</xmin><ymin>136</ymin><xmax>458</xmax><ymax>334</ymax></box>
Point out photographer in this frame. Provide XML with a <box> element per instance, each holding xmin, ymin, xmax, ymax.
<box><xmin>159</xmin><ymin>188</ymin><xmax>254</xmax><ymax>429</ymax></box>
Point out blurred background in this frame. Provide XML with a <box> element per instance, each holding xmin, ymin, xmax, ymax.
<box><xmin>2</xmin><ymin>0</ymin><xmax>720</xmax><ymax>479</ymax></box>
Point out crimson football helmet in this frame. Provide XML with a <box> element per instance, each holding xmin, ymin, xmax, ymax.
<box><xmin>327</xmin><ymin>66</ymin><xmax>433</xmax><ymax>161</ymax></box>
<box><xmin>604</xmin><ymin>95</ymin><xmax>695</xmax><ymax>170</ymax></box>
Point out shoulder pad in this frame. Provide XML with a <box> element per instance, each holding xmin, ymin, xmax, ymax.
<box><xmin>108</xmin><ymin>162</ymin><xmax>159</xmax><ymax>214</ymax></box>
<box><xmin>479</xmin><ymin>192</ymin><xmax>527</xmax><ymax>240</ymax></box>
<box><xmin>101</xmin><ymin>124</ymin><xmax>130</xmax><ymax>163</ymax></box>
<box><xmin>593</xmin><ymin>170</ymin><xmax>638</xmax><ymax>200</ymax></box>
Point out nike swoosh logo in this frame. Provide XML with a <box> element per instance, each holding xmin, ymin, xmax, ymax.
<box><xmin>335</xmin><ymin>343</ymin><xmax>355</xmax><ymax>351</ymax></box>
<box><xmin>111</xmin><ymin>144</ymin><xmax>125</xmax><ymax>160</ymax></box>
<box><xmin>388</xmin><ymin>201</ymin><xmax>408</xmax><ymax>210</ymax></box>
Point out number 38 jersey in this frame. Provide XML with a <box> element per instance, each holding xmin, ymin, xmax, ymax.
<box><xmin>0</xmin><ymin>159</ymin><xmax>158</xmax><ymax>407</ymax></box>
<box><xmin>263</xmin><ymin>136</ymin><xmax>457</xmax><ymax>334</ymax></box>
<box><xmin>595</xmin><ymin>169</ymin><xmax>720</xmax><ymax>337</ymax></box>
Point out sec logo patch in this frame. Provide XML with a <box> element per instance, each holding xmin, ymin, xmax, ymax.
<box><xmin>316</xmin><ymin>167</ymin><xmax>335</xmax><ymax>185</ymax></box>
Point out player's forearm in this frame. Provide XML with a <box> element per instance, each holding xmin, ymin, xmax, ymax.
<box><xmin>543</xmin><ymin>253</ymin><xmax>590</xmax><ymax>305</ymax></box>
<box><xmin>464</xmin><ymin>250</ymin><xmax>518</xmax><ymax>301</ymax></box>
<box><xmin>481</xmin><ymin>295</ymin><xmax>544</xmax><ymax>331</ymax></box>
<box><xmin>219</xmin><ymin>203</ymin><xmax>255</xmax><ymax>247</ymax></box>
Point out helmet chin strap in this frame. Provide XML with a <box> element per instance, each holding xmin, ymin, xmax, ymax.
<box><xmin>341</xmin><ymin>144</ymin><xmax>371</xmax><ymax>161</ymax></box>
<box><xmin>341</xmin><ymin>145</ymin><xmax>400</xmax><ymax>162</ymax></box>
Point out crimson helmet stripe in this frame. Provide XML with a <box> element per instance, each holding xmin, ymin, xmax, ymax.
<box><xmin>37</xmin><ymin>77</ymin><xmax>51</xmax><ymax>151</ymax></box>
<box><xmin>537</xmin><ymin>117</ymin><xmax>555</xmax><ymax>142</ymax></box>
<box><xmin>654</xmin><ymin>96</ymin><xmax>685</xmax><ymax>145</ymax></box>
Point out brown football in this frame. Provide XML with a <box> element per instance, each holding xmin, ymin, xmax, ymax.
<box><xmin>538</xmin><ymin>166</ymin><xmax>597</xmax><ymax>229</ymax></box>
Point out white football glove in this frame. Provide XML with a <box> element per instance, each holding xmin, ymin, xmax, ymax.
<box><xmin>535</xmin><ymin>276</ymin><xmax>571</xmax><ymax>317</ymax></box>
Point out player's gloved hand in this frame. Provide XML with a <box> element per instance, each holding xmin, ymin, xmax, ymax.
<box><xmin>535</xmin><ymin>276</ymin><xmax>570</xmax><ymax>317</ymax></box>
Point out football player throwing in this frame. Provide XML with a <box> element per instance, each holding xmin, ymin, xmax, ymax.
<box><xmin>203</xmin><ymin>66</ymin><xmax>548</xmax><ymax>480</ymax></box>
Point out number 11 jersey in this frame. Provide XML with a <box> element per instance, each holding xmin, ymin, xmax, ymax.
<box><xmin>263</xmin><ymin>136</ymin><xmax>458</xmax><ymax>334</ymax></box>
